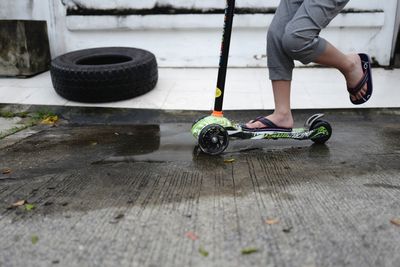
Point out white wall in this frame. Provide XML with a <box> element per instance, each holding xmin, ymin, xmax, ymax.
<box><xmin>0</xmin><ymin>0</ymin><xmax>398</xmax><ymax>67</ymax></box>
<box><xmin>393</xmin><ymin>1</ymin><xmax>400</xmax><ymax>58</ymax></box>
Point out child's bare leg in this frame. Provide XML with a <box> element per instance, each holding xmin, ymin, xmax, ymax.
<box><xmin>245</xmin><ymin>81</ymin><xmax>293</xmax><ymax>129</ymax></box>
<box><xmin>314</xmin><ymin>42</ymin><xmax>368</xmax><ymax>102</ymax></box>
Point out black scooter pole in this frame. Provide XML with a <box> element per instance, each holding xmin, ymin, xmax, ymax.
<box><xmin>212</xmin><ymin>0</ymin><xmax>235</xmax><ymax>117</ymax></box>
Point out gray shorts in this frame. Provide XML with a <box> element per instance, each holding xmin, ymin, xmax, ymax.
<box><xmin>267</xmin><ymin>0</ymin><xmax>349</xmax><ymax>80</ymax></box>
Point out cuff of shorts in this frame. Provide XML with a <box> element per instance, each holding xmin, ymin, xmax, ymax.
<box><xmin>268</xmin><ymin>67</ymin><xmax>293</xmax><ymax>81</ymax></box>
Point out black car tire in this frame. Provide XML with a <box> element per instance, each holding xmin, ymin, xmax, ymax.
<box><xmin>50</xmin><ymin>47</ymin><xmax>158</xmax><ymax>103</ymax></box>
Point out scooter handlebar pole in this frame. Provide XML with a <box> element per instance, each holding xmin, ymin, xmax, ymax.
<box><xmin>213</xmin><ymin>0</ymin><xmax>235</xmax><ymax>116</ymax></box>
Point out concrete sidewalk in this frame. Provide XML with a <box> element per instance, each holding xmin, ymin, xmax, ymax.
<box><xmin>0</xmin><ymin>106</ymin><xmax>399</xmax><ymax>267</ymax></box>
<box><xmin>0</xmin><ymin>68</ymin><xmax>399</xmax><ymax>110</ymax></box>
<box><xmin>0</xmin><ymin>65</ymin><xmax>399</xmax><ymax>266</ymax></box>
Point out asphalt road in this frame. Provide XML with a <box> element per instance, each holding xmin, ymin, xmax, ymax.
<box><xmin>0</xmin><ymin>108</ymin><xmax>399</xmax><ymax>267</ymax></box>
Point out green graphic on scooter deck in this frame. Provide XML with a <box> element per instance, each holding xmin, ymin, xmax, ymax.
<box><xmin>191</xmin><ymin>115</ymin><xmax>233</xmax><ymax>139</ymax></box>
<box><xmin>229</xmin><ymin>127</ymin><xmax>316</xmax><ymax>140</ymax></box>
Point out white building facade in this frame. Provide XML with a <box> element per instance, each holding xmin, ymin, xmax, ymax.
<box><xmin>1</xmin><ymin>0</ymin><xmax>399</xmax><ymax>67</ymax></box>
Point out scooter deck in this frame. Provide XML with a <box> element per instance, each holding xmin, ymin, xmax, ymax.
<box><xmin>226</xmin><ymin>125</ymin><xmax>328</xmax><ymax>141</ymax></box>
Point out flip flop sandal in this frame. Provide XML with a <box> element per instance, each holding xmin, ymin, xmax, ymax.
<box><xmin>242</xmin><ymin>116</ymin><xmax>293</xmax><ymax>132</ymax></box>
<box><xmin>347</xmin><ymin>53</ymin><xmax>373</xmax><ymax>105</ymax></box>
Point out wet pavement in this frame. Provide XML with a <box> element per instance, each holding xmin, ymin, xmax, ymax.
<box><xmin>0</xmin><ymin>107</ymin><xmax>399</xmax><ymax>267</ymax></box>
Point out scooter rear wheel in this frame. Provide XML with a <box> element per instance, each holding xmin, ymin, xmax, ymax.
<box><xmin>198</xmin><ymin>124</ymin><xmax>229</xmax><ymax>155</ymax></box>
<box><xmin>310</xmin><ymin>120</ymin><xmax>332</xmax><ymax>144</ymax></box>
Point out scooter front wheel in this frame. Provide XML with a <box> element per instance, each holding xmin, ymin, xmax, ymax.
<box><xmin>310</xmin><ymin>120</ymin><xmax>332</xmax><ymax>144</ymax></box>
<box><xmin>198</xmin><ymin>124</ymin><xmax>229</xmax><ymax>155</ymax></box>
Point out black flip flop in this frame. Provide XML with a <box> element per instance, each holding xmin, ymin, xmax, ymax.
<box><xmin>347</xmin><ymin>53</ymin><xmax>373</xmax><ymax>105</ymax></box>
<box><xmin>242</xmin><ymin>116</ymin><xmax>292</xmax><ymax>132</ymax></box>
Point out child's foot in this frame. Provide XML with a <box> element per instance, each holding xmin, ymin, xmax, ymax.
<box><xmin>244</xmin><ymin>113</ymin><xmax>294</xmax><ymax>130</ymax></box>
<box><xmin>344</xmin><ymin>54</ymin><xmax>369</xmax><ymax>102</ymax></box>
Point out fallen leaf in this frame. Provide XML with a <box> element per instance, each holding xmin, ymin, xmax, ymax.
<box><xmin>199</xmin><ymin>245</ymin><xmax>209</xmax><ymax>257</ymax></box>
<box><xmin>109</xmin><ymin>213</ymin><xmax>125</xmax><ymax>224</ymax></box>
<box><xmin>390</xmin><ymin>218</ymin><xmax>400</xmax><ymax>226</ymax></box>
<box><xmin>114</xmin><ymin>214</ymin><xmax>124</xmax><ymax>220</ymax></box>
<box><xmin>224</xmin><ymin>159</ymin><xmax>235</xmax><ymax>163</ymax></box>
<box><xmin>185</xmin><ymin>231</ymin><xmax>199</xmax><ymax>241</ymax></box>
<box><xmin>90</xmin><ymin>141</ymin><xmax>98</xmax><ymax>146</ymax></box>
<box><xmin>241</xmin><ymin>247</ymin><xmax>259</xmax><ymax>255</ymax></box>
<box><xmin>282</xmin><ymin>226</ymin><xmax>293</xmax><ymax>233</ymax></box>
<box><xmin>265</xmin><ymin>218</ymin><xmax>280</xmax><ymax>225</ymax></box>
<box><xmin>2</xmin><ymin>168</ymin><xmax>12</xmax><ymax>174</ymax></box>
<box><xmin>12</xmin><ymin>200</ymin><xmax>26</xmax><ymax>207</ymax></box>
<box><xmin>25</xmin><ymin>203</ymin><xmax>35</xmax><ymax>211</ymax></box>
<box><xmin>41</xmin><ymin>115</ymin><xmax>59</xmax><ymax>125</ymax></box>
<box><xmin>31</xmin><ymin>235</ymin><xmax>39</xmax><ymax>244</ymax></box>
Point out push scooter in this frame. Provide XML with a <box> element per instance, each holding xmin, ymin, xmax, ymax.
<box><xmin>191</xmin><ymin>0</ymin><xmax>332</xmax><ymax>155</ymax></box>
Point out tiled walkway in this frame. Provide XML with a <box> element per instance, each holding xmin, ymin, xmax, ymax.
<box><xmin>0</xmin><ymin>68</ymin><xmax>399</xmax><ymax>110</ymax></box>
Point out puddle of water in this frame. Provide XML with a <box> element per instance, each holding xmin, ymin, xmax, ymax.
<box><xmin>96</xmin><ymin>124</ymin><xmax>196</xmax><ymax>164</ymax></box>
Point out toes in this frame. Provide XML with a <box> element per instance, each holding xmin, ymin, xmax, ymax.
<box><xmin>360</xmin><ymin>87</ymin><xmax>368</xmax><ymax>99</ymax></box>
<box><xmin>353</xmin><ymin>86</ymin><xmax>368</xmax><ymax>100</ymax></box>
<box><xmin>245</xmin><ymin>121</ymin><xmax>257</xmax><ymax>128</ymax></box>
<box><xmin>246</xmin><ymin>120</ymin><xmax>267</xmax><ymax>129</ymax></box>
